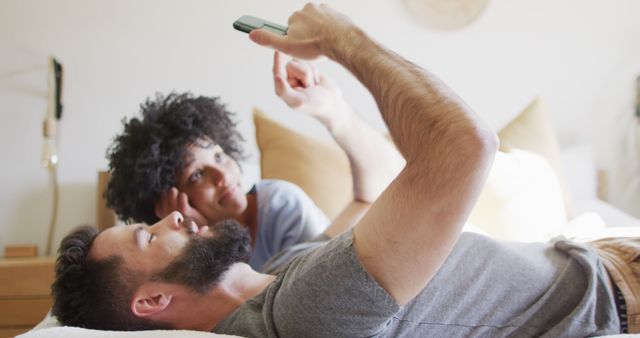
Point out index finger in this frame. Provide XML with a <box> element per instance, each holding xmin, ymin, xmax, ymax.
<box><xmin>177</xmin><ymin>192</ymin><xmax>192</xmax><ymax>214</ymax></box>
<box><xmin>273</xmin><ymin>50</ymin><xmax>287</xmax><ymax>79</ymax></box>
<box><xmin>273</xmin><ymin>51</ymin><xmax>295</xmax><ymax>98</ymax></box>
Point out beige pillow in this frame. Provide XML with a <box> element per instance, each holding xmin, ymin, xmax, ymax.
<box><xmin>254</xmin><ymin>100</ymin><xmax>570</xmax><ymax>241</ymax></box>
<box><xmin>498</xmin><ymin>98</ymin><xmax>573</xmax><ymax>217</ymax></box>
<box><xmin>254</xmin><ymin>108</ymin><xmax>353</xmax><ymax>220</ymax></box>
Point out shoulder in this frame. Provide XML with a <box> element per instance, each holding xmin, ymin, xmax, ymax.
<box><xmin>255</xmin><ymin>179</ymin><xmax>328</xmax><ymax>224</ymax></box>
<box><xmin>256</xmin><ymin>179</ymin><xmax>307</xmax><ymax>196</ymax></box>
<box><xmin>266</xmin><ymin>231</ymin><xmax>399</xmax><ymax>336</ymax></box>
<box><xmin>255</xmin><ymin>179</ymin><xmax>312</xmax><ymax>207</ymax></box>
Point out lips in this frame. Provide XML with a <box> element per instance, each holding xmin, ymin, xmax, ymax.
<box><xmin>218</xmin><ymin>184</ymin><xmax>237</xmax><ymax>203</ymax></box>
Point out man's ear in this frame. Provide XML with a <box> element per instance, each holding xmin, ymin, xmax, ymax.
<box><xmin>131</xmin><ymin>283</ymin><xmax>174</xmax><ymax>318</ymax></box>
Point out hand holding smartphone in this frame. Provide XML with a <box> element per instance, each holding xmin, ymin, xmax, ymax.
<box><xmin>233</xmin><ymin>15</ymin><xmax>288</xmax><ymax>36</ymax></box>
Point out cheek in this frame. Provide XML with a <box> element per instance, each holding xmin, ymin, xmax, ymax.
<box><xmin>227</xmin><ymin>161</ymin><xmax>242</xmax><ymax>179</ymax></box>
<box><xmin>155</xmin><ymin>236</ymin><xmax>188</xmax><ymax>262</ymax></box>
<box><xmin>187</xmin><ymin>185</ymin><xmax>216</xmax><ymax>207</ymax></box>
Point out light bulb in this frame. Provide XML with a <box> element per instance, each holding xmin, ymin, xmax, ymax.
<box><xmin>42</xmin><ymin>137</ymin><xmax>58</xmax><ymax>169</ymax></box>
<box><xmin>42</xmin><ymin>116</ymin><xmax>58</xmax><ymax>169</ymax></box>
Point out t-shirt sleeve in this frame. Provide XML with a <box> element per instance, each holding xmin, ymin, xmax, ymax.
<box><xmin>252</xmin><ymin>180</ymin><xmax>330</xmax><ymax>270</ymax></box>
<box><xmin>265</xmin><ymin>230</ymin><xmax>400</xmax><ymax>337</ymax></box>
<box><xmin>260</xmin><ymin>233</ymin><xmax>330</xmax><ymax>275</ymax></box>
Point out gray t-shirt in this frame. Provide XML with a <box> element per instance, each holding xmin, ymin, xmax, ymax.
<box><xmin>215</xmin><ymin>230</ymin><xmax>620</xmax><ymax>337</ymax></box>
<box><xmin>248</xmin><ymin>180</ymin><xmax>330</xmax><ymax>271</ymax></box>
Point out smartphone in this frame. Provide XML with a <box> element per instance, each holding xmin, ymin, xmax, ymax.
<box><xmin>233</xmin><ymin>15</ymin><xmax>287</xmax><ymax>36</ymax></box>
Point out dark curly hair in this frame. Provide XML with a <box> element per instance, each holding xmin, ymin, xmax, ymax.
<box><xmin>106</xmin><ymin>92</ymin><xmax>245</xmax><ymax>224</ymax></box>
<box><xmin>51</xmin><ymin>225</ymin><xmax>169</xmax><ymax>330</ymax></box>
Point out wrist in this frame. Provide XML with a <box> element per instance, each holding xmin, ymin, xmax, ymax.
<box><xmin>324</xmin><ymin>25</ymin><xmax>368</xmax><ymax>63</ymax></box>
<box><xmin>324</xmin><ymin>100</ymin><xmax>354</xmax><ymax>136</ymax></box>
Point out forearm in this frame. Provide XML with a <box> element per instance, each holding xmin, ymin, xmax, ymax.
<box><xmin>324</xmin><ymin>100</ymin><xmax>404</xmax><ymax>203</ymax></box>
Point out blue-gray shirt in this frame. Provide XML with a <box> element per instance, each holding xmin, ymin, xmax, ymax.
<box><xmin>248</xmin><ymin>179</ymin><xmax>329</xmax><ymax>271</ymax></box>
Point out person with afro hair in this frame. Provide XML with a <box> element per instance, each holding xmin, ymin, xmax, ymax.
<box><xmin>105</xmin><ymin>53</ymin><xmax>403</xmax><ymax>271</ymax></box>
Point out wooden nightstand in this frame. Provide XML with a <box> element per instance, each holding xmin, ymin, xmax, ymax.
<box><xmin>0</xmin><ymin>256</ymin><xmax>55</xmax><ymax>338</ymax></box>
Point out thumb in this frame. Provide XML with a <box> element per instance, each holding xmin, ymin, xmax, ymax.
<box><xmin>250</xmin><ymin>29</ymin><xmax>290</xmax><ymax>53</ymax></box>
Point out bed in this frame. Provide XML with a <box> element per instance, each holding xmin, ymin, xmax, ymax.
<box><xmin>19</xmin><ymin>98</ymin><xmax>640</xmax><ymax>338</ymax></box>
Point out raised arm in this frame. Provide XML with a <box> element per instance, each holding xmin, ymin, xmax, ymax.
<box><xmin>251</xmin><ymin>3</ymin><xmax>498</xmax><ymax>305</ymax></box>
<box><xmin>272</xmin><ymin>51</ymin><xmax>404</xmax><ymax>203</ymax></box>
<box><xmin>271</xmin><ymin>51</ymin><xmax>404</xmax><ymax>237</ymax></box>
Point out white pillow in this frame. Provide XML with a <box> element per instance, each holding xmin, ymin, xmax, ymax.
<box><xmin>560</xmin><ymin>144</ymin><xmax>598</xmax><ymax>201</ymax></box>
<box><xmin>18</xmin><ymin>327</ymin><xmax>240</xmax><ymax>338</ymax></box>
<box><xmin>468</xmin><ymin>149</ymin><xmax>568</xmax><ymax>242</ymax></box>
<box><xmin>22</xmin><ymin>313</ymin><xmax>242</xmax><ymax>338</ymax></box>
<box><xmin>561</xmin><ymin>211</ymin><xmax>640</xmax><ymax>242</ymax></box>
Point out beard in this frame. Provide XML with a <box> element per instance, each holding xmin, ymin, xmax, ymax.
<box><xmin>151</xmin><ymin>219</ymin><xmax>251</xmax><ymax>294</ymax></box>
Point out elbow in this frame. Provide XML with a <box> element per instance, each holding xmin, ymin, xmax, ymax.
<box><xmin>405</xmin><ymin>119</ymin><xmax>499</xmax><ymax>169</ymax></box>
<box><xmin>476</xmin><ymin>127</ymin><xmax>499</xmax><ymax>158</ymax></box>
<box><xmin>456</xmin><ymin>125</ymin><xmax>499</xmax><ymax>166</ymax></box>
<box><xmin>475</xmin><ymin>128</ymin><xmax>499</xmax><ymax>168</ymax></box>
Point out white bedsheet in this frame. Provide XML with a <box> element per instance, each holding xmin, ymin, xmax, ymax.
<box><xmin>18</xmin><ymin>327</ymin><xmax>240</xmax><ymax>338</ymax></box>
<box><xmin>17</xmin><ymin>312</ymin><xmax>241</xmax><ymax>338</ymax></box>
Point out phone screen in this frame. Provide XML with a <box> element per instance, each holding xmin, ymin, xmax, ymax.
<box><xmin>233</xmin><ymin>15</ymin><xmax>287</xmax><ymax>36</ymax></box>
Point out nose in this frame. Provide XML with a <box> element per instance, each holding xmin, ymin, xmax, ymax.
<box><xmin>151</xmin><ymin>211</ymin><xmax>183</xmax><ymax>231</ymax></box>
<box><xmin>206</xmin><ymin>166</ymin><xmax>229</xmax><ymax>187</ymax></box>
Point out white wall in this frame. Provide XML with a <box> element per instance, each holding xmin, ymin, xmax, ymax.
<box><xmin>1</xmin><ymin>0</ymin><xmax>639</xmax><ymax>256</ymax></box>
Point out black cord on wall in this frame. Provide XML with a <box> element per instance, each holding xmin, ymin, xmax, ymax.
<box><xmin>43</xmin><ymin>57</ymin><xmax>63</xmax><ymax>256</ymax></box>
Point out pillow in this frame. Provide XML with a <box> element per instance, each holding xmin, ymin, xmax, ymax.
<box><xmin>467</xmin><ymin>149</ymin><xmax>568</xmax><ymax>242</ymax></box>
<box><xmin>254</xmin><ymin>104</ymin><xmax>570</xmax><ymax>242</ymax></box>
<box><xmin>18</xmin><ymin>326</ymin><xmax>240</xmax><ymax>338</ymax></box>
<box><xmin>498</xmin><ymin>97</ymin><xmax>573</xmax><ymax>217</ymax></box>
<box><xmin>560</xmin><ymin>144</ymin><xmax>598</xmax><ymax>201</ymax></box>
<box><xmin>24</xmin><ymin>312</ymin><xmax>240</xmax><ymax>338</ymax></box>
<box><xmin>253</xmin><ymin>108</ymin><xmax>353</xmax><ymax>220</ymax></box>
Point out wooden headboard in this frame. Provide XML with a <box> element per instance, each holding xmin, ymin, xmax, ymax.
<box><xmin>97</xmin><ymin>171</ymin><xmax>116</xmax><ymax>230</ymax></box>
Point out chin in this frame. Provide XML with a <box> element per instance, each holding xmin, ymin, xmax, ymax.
<box><xmin>230</xmin><ymin>195</ymin><xmax>249</xmax><ymax>213</ymax></box>
<box><xmin>237</xmin><ymin>198</ymin><xmax>249</xmax><ymax>212</ymax></box>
